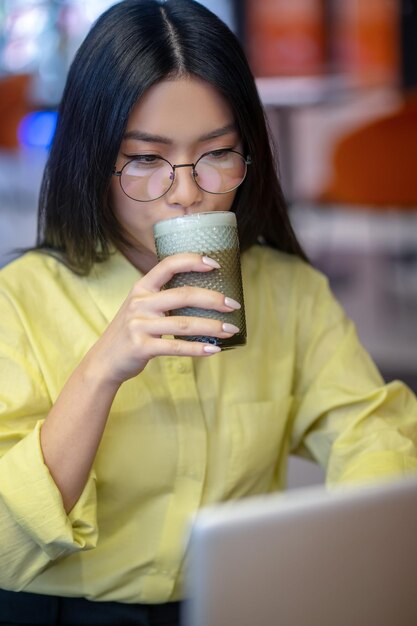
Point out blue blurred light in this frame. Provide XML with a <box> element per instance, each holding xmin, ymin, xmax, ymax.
<box><xmin>18</xmin><ymin>111</ymin><xmax>58</xmax><ymax>148</ymax></box>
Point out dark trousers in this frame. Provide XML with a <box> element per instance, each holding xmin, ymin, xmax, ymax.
<box><xmin>0</xmin><ymin>589</ymin><xmax>181</xmax><ymax>625</ymax></box>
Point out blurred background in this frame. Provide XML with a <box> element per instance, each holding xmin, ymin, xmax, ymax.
<box><xmin>1</xmin><ymin>0</ymin><xmax>417</xmax><ymax>486</ymax></box>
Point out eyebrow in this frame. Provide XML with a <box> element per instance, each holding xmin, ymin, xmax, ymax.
<box><xmin>123</xmin><ymin>123</ymin><xmax>238</xmax><ymax>144</ymax></box>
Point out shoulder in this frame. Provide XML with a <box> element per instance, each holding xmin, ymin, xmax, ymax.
<box><xmin>242</xmin><ymin>245</ymin><xmax>330</xmax><ymax>294</ymax></box>
<box><xmin>242</xmin><ymin>245</ymin><xmax>342</xmax><ymax>326</ymax></box>
<box><xmin>0</xmin><ymin>252</ymin><xmax>103</xmax><ymax>327</ymax></box>
<box><xmin>1</xmin><ymin>250</ymin><xmax>70</xmax><ymax>279</ymax></box>
<box><xmin>0</xmin><ymin>250</ymin><xmax>138</xmax><ymax>328</ymax></box>
<box><xmin>0</xmin><ymin>251</ymin><xmax>76</xmax><ymax>299</ymax></box>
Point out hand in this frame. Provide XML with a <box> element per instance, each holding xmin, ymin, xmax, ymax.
<box><xmin>85</xmin><ymin>254</ymin><xmax>241</xmax><ymax>385</ymax></box>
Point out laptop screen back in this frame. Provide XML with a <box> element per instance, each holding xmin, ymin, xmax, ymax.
<box><xmin>182</xmin><ymin>477</ymin><xmax>417</xmax><ymax>626</ymax></box>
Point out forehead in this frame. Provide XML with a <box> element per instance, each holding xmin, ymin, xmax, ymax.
<box><xmin>125</xmin><ymin>77</ymin><xmax>236</xmax><ymax>143</ymax></box>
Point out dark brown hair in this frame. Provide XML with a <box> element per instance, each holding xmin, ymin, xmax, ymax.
<box><xmin>37</xmin><ymin>0</ymin><xmax>307</xmax><ymax>274</ymax></box>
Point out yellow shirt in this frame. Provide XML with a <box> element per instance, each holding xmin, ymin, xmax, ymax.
<box><xmin>1</xmin><ymin>245</ymin><xmax>417</xmax><ymax>603</ymax></box>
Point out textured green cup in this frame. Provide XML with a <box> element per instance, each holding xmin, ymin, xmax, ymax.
<box><xmin>153</xmin><ymin>211</ymin><xmax>246</xmax><ymax>349</ymax></box>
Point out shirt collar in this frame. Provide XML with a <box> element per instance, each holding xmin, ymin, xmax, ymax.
<box><xmin>83</xmin><ymin>249</ymin><xmax>143</xmax><ymax>322</ymax></box>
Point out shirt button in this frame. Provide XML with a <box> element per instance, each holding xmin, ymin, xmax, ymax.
<box><xmin>177</xmin><ymin>363</ymin><xmax>186</xmax><ymax>373</ymax></box>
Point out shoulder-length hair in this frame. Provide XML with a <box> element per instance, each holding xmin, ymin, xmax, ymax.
<box><xmin>37</xmin><ymin>0</ymin><xmax>307</xmax><ymax>274</ymax></box>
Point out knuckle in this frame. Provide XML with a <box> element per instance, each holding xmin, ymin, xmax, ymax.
<box><xmin>177</xmin><ymin>317</ymin><xmax>190</xmax><ymax>332</ymax></box>
<box><xmin>135</xmin><ymin>335</ymin><xmax>150</xmax><ymax>355</ymax></box>
<box><xmin>127</xmin><ymin>317</ymin><xmax>141</xmax><ymax>338</ymax></box>
<box><xmin>171</xmin><ymin>339</ymin><xmax>184</xmax><ymax>355</ymax></box>
<box><xmin>130</xmin><ymin>281</ymin><xmax>148</xmax><ymax>297</ymax></box>
<box><xmin>161</xmin><ymin>255</ymin><xmax>182</xmax><ymax>272</ymax></box>
<box><xmin>127</xmin><ymin>298</ymin><xmax>139</xmax><ymax>314</ymax></box>
<box><xmin>127</xmin><ymin>294</ymin><xmax>149</xmax><ymax>314</ymax></box>
<box><xmin>178</xmin><ymin>286</ymin><xmax>192</xmax><ymax>302</ymax></box>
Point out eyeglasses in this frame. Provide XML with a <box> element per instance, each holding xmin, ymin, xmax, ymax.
<box><xmin>113</xmin><ymin>149</ymin><xmax>252</xmax><ymax>202</ymax></box>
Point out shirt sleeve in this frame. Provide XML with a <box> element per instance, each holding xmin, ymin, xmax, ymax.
<box><xmin>0</xmin><ymin>289</ymin><xmax>98</xmax><ymax>591</ymax></box>
<box><xmin>290</xmin><ymin>264</ymin><xmax>417</xmax><ymax>487</ymax></box>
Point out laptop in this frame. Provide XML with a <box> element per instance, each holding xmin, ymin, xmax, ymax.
<box><xmin>181</xmin><ymin>476</ymin><xmax>417</xmax><ymax>626</ymax></box>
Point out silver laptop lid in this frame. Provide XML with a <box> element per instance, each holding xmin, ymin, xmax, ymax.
<box><xmin>182</xmin><ymin>476</ymin><xmax>417</xmax><ymax>626</ymax></box>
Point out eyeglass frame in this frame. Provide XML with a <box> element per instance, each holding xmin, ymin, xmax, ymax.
<box><xmin>112</xmin><ymin>148</ymin><xmax>252</xmax><ymax>202</ymax></box>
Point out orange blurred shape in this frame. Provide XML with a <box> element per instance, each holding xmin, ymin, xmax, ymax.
<box><xmin>333</xmin><ymin>0</ymin><xmax>400</xmax><ymax>86</ymax></box>
<box><xmin>246</xmin><ymin>0</ymin><xmax>327</xmax><ymax>77</ymax></box>
<box><xmin>0</xmin><ymin>74</ymin><xmax>32</xmax><ymax>149</ymax></box>
<box><xmin>321</xmin><ymin>93</ymin><xmax>417</xmax><ymax>207</ymax></box>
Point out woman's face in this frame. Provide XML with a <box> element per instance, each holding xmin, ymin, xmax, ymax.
<box><xmin>111</xmin><ymin>76</ymin><xmax>242</xmax><ymax>270</ymax></box>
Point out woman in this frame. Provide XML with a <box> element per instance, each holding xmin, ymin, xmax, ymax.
<box><xmin>1</xmin><ymin>1</ymin><xmax>417</xmax><ymax>624</ymax></box>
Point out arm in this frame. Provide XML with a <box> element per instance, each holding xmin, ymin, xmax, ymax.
<box><xmin>40</xmin><ymin>253</ymin><xmax>240</xmax><ymax>512</ymax></box>
<box><xmin>0</xmin><ymin>286</ymin><xmax>99</xmax><ymax>589</ymax></box>
<box><xmin>0</xmin><ymin>287</ymin><xmax>99</xmax><ymax>588</ymax></box>
<box><xmin>1</xmin><ymin>252</ymin><xmax>239</xmax><ymax>587</ymax></box>
<box><xmin>290</xmin><ymin>265</ymin><xmax>417</xmax><ymax>486</ymax></box>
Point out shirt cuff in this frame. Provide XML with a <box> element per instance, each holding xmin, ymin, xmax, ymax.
<box><xmin>0</xmin><ymin>421</ymin><xmax>98</xmax><ymax>560</ymax></box>
<box><xmin>326</xmin><ymin>450</ymin><xmax>417</xmax><ymax>487</ymax></box>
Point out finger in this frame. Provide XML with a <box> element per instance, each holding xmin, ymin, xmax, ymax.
<box><xmin>145</xmin><ymin>336</ymin><xmax>222</xmax><ymax>358</ymax></box>
<box><xmin>134</xmin><ymin>254</ymin><xmax>220</xmax><ymax>294</ymax></box>
<box><xmin>131</xmin><ymin>285</ymin><xmax>241</xmax><ymax>316</ymax></box>
<box><xmin>143</xmin><ymin>316</ymin><xmax>240</xmax><ymax>338</ymax></box>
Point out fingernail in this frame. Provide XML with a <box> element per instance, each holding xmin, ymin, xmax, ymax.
<box><xmin>202</xmin><ymin>256</ymin><xmax>221</xmax><ymax>269</ymax></box>
<box><xmin>203</xmin><ymin>344</ymin><xmax>221</xmax><ymax>353</ymax></box>
<box><xmin>222</xmin><ymin>323</ymin><xmax>240</xmax><ymax>334</ymax></box>
<box><xmin>224</xmin><ymin>297</ymin><xmax>241</xmax><ymax>310</ymax></box>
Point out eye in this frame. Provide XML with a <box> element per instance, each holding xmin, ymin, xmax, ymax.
<box><xmin>130</xmin><ymin>154</ymin><xmax>162</xmax><ymax>165</ymax></box>
<box><xmin>123</xmin><ymin>155</ymin><xmax>165</xmax><ymax>174</ymax></box>
<box><xmin>206</xmin><ymin>149</ymin><xmax>232</xmax><ymax>160</ymax></box>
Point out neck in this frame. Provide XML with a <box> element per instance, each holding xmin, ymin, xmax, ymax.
<box><xmin>119</xmin><ymin>243</ymin><xmax>158</xmax><ymax>274</ymax></box>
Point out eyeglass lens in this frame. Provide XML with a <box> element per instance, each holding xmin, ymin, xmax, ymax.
<box><xmin>120</xmin><ymin>151</ymin><xmax>247</xmax><ymax>201</ymax></box>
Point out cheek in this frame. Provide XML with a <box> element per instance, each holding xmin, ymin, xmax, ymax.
<box><xmin>215</xmin><ymin>189</ymin><xmax>238</xmax><ymax>212</ymax></box>
<box><xmin>110</xmin><ymin>180</ymin><xmax>141</xmax><ymax>228</ymax></box>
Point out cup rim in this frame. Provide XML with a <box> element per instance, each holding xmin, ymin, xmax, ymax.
<box><xmin>153</xmin><ymin>211</ymin><xmax>237</xmax><ymax>237</ymax></box>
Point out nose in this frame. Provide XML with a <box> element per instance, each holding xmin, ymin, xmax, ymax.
<box><xmin>165</xmin><ymin>163</ymin><xmax>202</xmax><ymax>209</ymax></box>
